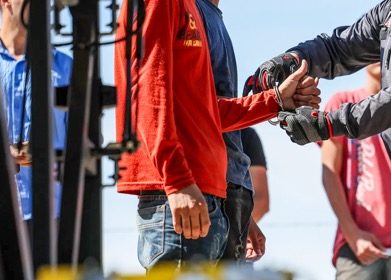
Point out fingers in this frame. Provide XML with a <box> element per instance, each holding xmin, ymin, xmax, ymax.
<box><xmin>199</xmin><ymin>203</ymin><xmax>211</xmax><ymax>238</ymax></box>
<box><xmin>189</xmin><ymin>212</ymin><xmax>201</xmax><ymax>239</ymax></box>
<box><xmin>250</xmin><ymin>235</ymin><xmax>263</xmax><ymax>256</ymax></box>
<box><xmin>10</xmin><ymin>145</ymin><xmax>32</xmax><ymax>165</ymax></box>
<box><xmin>245</xmin><ymin>247</ymin><xmax>258</xmax><ymax>262</ymax></box>
<box><xmin>371</xmin><ymin>235</ymin><xmax>386</xmax><ymax>252</ymax></box>
<box><xmin>293</xmin><ymin>94</ymin><xmax>321</xmax><ymax>104</ymax></box>
<box><xmin>181</xmin><ymin>212</ymin><xmax>192</xmax><ymax>239</ymax></box>
<box><xmin>172</xmin><ymin>211</ymin><xmax>183</xmax><ymax>235</ymax></box>
<box><xmin>173</xmin><ymin>205</ymin><xmax>210</xmax><ymax>239</ymax></box>
<box><xmin>356</xmin><ymin>240</ymin><xmax>388</xmax><ymax>265</ymax></box>
<box><xmin>188</xmin><ymin>201</ymin><xmax>210</xmax><ymax>239</ymax></box>
<box><xmin>245</xmin><ymin>239</ymin><xmax>263</xmax><ymax>262</ymax></box>
<box><xmin>297</xmin><ymin>76</ymin><xmax>314</xmax><ymax>89</ymax></box>
<box><xmin>167</xmin><ymin>184</ymin><xmax>211</xmax><ymax>239</ymax></box>
<box><xmin>297</xmin><ymin>76</ymin><xmax>319</xmax><ymax>89</ymax></box>
<box><xmin>246</xmin><ymin>219</ymin><xmax>266</xmax><ymax>262</ymax></box>
<box><xmin>296</xmin><ymin>86</ymin><xmax>321</xmax><ymax>96</ymax></box>
<box><xmin>367</xmin><ymin>244</ymin><xmax>388</xmax><ymax>259</ymax></box>
<box><xmin>289</xmin><ymin>59</ymin><xmax>308</xmax><ymax>81</ymax></box>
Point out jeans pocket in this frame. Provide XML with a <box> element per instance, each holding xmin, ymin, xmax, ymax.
<box><xmin>206</xmin><ymin>195</ymin><xmax>218</xmax><ymax>215</ymax></box>
<box><xmin>137</xmin><ymin>203</ymin><xmax>166</xmax><ymax>269</ymax></box>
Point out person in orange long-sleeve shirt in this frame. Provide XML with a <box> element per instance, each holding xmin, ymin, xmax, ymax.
<box><xmin>114</xmin><ymin>0</ymin><xmax>320</xmax><ymax>271</ymax></box>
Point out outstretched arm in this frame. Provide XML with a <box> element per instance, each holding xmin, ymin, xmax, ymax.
<box><xmin>278</xmin><ymin>86</ymin><xmax>391</xmax><ymax>147</ymax></box>
<box><xmin>219</xmin><ymin>60</ymin><xmax>320</xmax><ymax>132</ymax></box>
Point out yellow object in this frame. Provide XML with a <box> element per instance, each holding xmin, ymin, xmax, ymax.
<box><xmin>37</xmin><ymin>266</ymin><xmax>82</xmax><ymax>280</ymax></box>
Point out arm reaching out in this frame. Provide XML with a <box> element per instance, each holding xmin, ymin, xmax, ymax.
<box><xmin>219</xmin><ymin>60</ymin><xmax>320</xmax><ymax>132</ymax></box>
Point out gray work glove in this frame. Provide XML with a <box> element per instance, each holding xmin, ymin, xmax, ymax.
<box><xmin>278</xmin><ymin>106</ymin><xmax>332</xmax><ymax>145</ymax></box>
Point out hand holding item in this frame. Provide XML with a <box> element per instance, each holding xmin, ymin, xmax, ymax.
<box><xmin>10</xmin><ymin>143</ymin><xmax>32</xmax><ymax>166</ymax></box>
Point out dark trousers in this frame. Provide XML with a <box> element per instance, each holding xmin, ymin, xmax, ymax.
<box><xmin>221</xmin><ymin>183</ymin><xmax>253</xmax><ymax>263</ymax></box>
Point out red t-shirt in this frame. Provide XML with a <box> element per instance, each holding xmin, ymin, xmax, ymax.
<box><xmin>325</xmin><ymin>89</ymin><xmax>391</xmax><ymax>265</ymax></box>
<box><xmin>114</xmin><ymin>0</ymin><xmax>279</xmax><ymax>198</ymax></box>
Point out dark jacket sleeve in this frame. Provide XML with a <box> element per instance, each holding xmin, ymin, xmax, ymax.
<box><xmin>288</xmin><ymin>0</ymin><xmax>389</xmax><ymax>79</ymax></box>
<box><xmin>329</xmin><ymin>87</ymin><xmax>391</xmax><ymax>139</ymax></box>
<box><xmin>288</xmin><ymin>0</ymin><xmax>391</xmax><ymax>140</ymax></box>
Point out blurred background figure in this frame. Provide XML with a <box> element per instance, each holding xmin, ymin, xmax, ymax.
<box><xmin>242</xmin><ymin>127</ymin><xmax>270</xmax><ymax>222</ymax></box>
<box><xmin>321</xmin><ymin>63</ymin><xmax>391</xmax><ymax>280</ymax></box>
<box><xmin>0</xmin><ymin>0</ymin><xmax>72</xmax><ymax>223</ymax></box>
<box><xmin>241</xmin><ymin>127</ymin><xmax>269</xmax><ymax>261</ymax></box>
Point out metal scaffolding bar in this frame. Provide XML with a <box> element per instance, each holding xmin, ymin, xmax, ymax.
<box><xmin>58</xmin><ymin>0</ymin><xmax>102</xmax><ymax>268</ymax></box>
<box><xmin>29</xmin><ymin>0</ymin><xmax>57</xmax><ymax>272</ymax></box>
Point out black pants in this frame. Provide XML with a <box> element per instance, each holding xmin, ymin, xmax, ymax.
<box><xmin>221</xmin><ymin>183</ymin><xmax>253</xmax><ymax>262</ymax></box>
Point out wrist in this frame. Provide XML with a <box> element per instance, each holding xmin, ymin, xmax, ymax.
<box><xmin>273</xmin><ymin>85</ymin><xmax>285</xmax><ymax>111</ymax></box>
<box><xmin>340</xmin><ymin>222</ymin><xmax>360</xmax><ymax>241</ymax></box>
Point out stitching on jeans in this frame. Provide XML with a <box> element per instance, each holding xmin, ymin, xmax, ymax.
<box><xmin>140</xmin><ymin>204</ymin><xmax>166</xmax><ymax>268</ymax></box>
<box><xmin>138</xmin><ymin>221</ymin><xmax>164</xmax><ymax>230</ymax></box>
<box><xmin>148</xmin><ymin>203</ymin><xmax>166</xmax><ymax>266</ymax></box>
<box><xmin>137</xmin><ymin>205</ymin><xmax>165</xmax><ymax>229</ymax></box>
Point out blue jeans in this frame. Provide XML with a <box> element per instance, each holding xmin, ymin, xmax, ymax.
<box><xmin>136</xmin><ymin>193</ymin><xmax>228</xmax><ymax>270</ymax></box>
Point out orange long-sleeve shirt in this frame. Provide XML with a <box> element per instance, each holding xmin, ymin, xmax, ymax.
<box><xmin>115</xmin><ymin>0</ymin><xmax>279</xmax><ymax>198</ymax></box>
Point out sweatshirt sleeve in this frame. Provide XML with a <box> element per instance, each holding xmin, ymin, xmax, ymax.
<box><xmin>115</xmin><ymin>0</ymin><xmax>195</xmax><ymax>194</ymax></box>
<box><xmin>218</xmin><ymin>89</ymin><xmax>280</xmax><ymax>132</ymax></box>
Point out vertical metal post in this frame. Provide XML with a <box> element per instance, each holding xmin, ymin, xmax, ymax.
<box><xmin>58</xmin><ymin>0</ymin><xmax>101</xmax><ymax>268</ymax></box>
<box><xmin>29</xmin><ymin>0</ymin><xmax>56</xmax><ymax>272</ymax></box>
<box><xmin>79</xmin><ymin>69</ymin><xmax>102</xmax><ymax>265</ymax></box>
<box><xmin>0</xmin><ymin>95</ymin><xmax>33</xmax><ymax>280</ymax></box>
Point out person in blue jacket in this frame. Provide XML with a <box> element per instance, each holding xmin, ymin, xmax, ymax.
<box><xmin>0</xmin><ymin>0</ymin><xmax>72</xmax><ymax>220</ymax></box>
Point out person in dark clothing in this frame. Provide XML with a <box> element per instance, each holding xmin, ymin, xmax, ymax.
<box><xmin>241</xmin><ymin>127</ymin><xmax>269</xmax><ymax>261</ymax></box>
<box><xmin>267</xmin><ymin>1</ymin><xmax>391</xmax><ymax>155</ymax></box>
<box><xmin>195</xmin><ymin>0</ymin><xmax>319</xmax><ymax>263</ymax></box>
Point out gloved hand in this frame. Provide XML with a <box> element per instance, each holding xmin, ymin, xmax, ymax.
<box><xmin>243</xmin><ymin>53</ymin><xmax>299</xmax><ymax>96</ymax></box>
<box><xmin>278</xmin><ymin>106</ymin><xmax>333</xmax><ymax>145</ymax></box>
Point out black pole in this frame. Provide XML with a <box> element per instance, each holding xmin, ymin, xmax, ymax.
<box><xmin>29</xmin><ymin>0</ymin><xmax>57</xmax><ymax>272</ymax></box>
<box><xmin>0</xmin><ymin>92</ymin><xmax>33</xmax><ymax>280</ymax></box>
<box><xmin>58</xmin><ymin>0</ymin><xmax>101</xmax><ymax>268</ymax></box>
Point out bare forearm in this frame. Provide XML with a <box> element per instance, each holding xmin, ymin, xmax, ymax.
<box><xmin>250</xmin><ymin>166</ymin><xmax>269</xmax><ymax>222</ymax></box>
<box><xmin>322</xmin><ymin>166</ymin><xmax>358</xmax><ymax>237</ymax></box>
<box><xmin>252</xmin><ymin>196</ymin><xmax>269</xmax><ymax>222</ymax></box>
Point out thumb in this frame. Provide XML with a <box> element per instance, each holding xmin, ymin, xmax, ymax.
<box><xmin>289</xmin><ymin>59</ymin><xmax>308</xmax><ymax>81</ymax></box>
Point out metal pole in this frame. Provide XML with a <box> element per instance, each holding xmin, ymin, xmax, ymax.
<box><xmin>58</xmin><ymin>0</ymin><xmax>101</xmax><ymax>268</ymax></box>
<box><xmin>29</xmin><ymin>0</ymin><xmax>56</xmax><ymax>272</ymax></box>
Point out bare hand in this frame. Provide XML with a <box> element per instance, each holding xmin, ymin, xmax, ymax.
<box><xmin>293</xmin><ymin>76</ymin><xmax>321</xmax><ymax>108</ymax></box>
<box><xmin>278</xmin><ymin>60</ymin><xmax>320</xmax><ymax>110</ymax></box>
<box><xmin>167</xmin><ymin>184</ymin><xmax>211</xmax><ymax>240</ymax></box>
<box><xmin>10</xmin><ymin>144</ymin><xmax>32</xmax><ymax>166</ymax></box>
<box><xmin>346</xmin><ymin>229</ymin><xmax>388</xmax><ymax>265</ymax></box>
<box><xmin>245</xmin><ymin>217</ymin><xmax>266</xmax><ymax>262</ymax></box>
